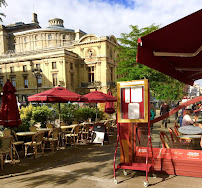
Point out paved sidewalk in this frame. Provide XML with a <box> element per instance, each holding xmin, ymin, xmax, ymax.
<box><xmin>0</xmin><ymin>117</ymin><xmax>202</xmax><ymax>188</ymax></box>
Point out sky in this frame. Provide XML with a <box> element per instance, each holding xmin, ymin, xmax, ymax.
<box><xmin>1</xmin><ymin>0</ymin><xmax>202</xmax><ymax>85</ymax></box>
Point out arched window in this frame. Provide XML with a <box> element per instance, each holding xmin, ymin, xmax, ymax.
<box><xmin>48</xmin><ymin>34</ymin><xmax>52</xmax><ymax>40</ymax></box>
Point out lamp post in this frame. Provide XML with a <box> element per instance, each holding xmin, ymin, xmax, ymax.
<box><xmin>32</xmin><ymin>68</ymin><xmax>42</xmax><ymax>93</ymax></box>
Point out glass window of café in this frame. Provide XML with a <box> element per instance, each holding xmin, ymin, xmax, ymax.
<box><xmin>10</xmin><ymin>67</ymin><xmax>14</xmax><ymax>73</ymax></box>
<box><xmin>88</xmin><ymin>66</ymin><xmax>94</xmax><ymax>82</ymax></box>
<box><xmin>52</xmin><ymin>62</ymin><xmax>56</xmax><ymax>69</ymax></box>
<box><xmin>71</xmin><ymin>73</ymin><xmax>74</xmax><ymax>87</ymax></box>
<box><xmin>37</xmin><ymin>75</ymin><xmax>42</xmax><ymax>87</ymax></box>
<box><xmin>70</xmin><ymin>63</ymin><xmax>73</xmax><ymax>70</ymax></box>
<box><xmin>0</xmin><ymin>77</ymin><xmax>3</xmax><ymax>87</ymax></box>
<box><xmin>52</xmin><ymin>73</ymin><xmax>57</xmax><ymax>86</ymax></box>
<box><xmin>24</xmin><ymin>76</ymin><xmax>28</xmax><ymax>88</ymax></box>
<box><xmin>11</xmin><ymin>77</ymin><xmax>16</xmax><ymax>87</ymax></box>
<box><xmin>23</xmin><ymin>65</ymin><xmax>27</xmax><ymax>72</ymax></box>
<box><xmin>36</xmin><ymin>64</ymin><xmax>40</xmax><ymax>71</ymax></box>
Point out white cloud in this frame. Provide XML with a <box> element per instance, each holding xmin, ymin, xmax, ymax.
<box><xmin>1</xmin><ymin>0</ymin><xmax>201</xmax><ymax>38</ymax></box>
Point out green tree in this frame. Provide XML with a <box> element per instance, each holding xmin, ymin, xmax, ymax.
<box><xmin>0</xmin><ymin>0</ymin><xmax>7</xmax><ymax>22</ymax></box>
<box><xmin>117</xmin><ymin>25</ymin><xmax>185</xmax><ymax>101</ymax></box>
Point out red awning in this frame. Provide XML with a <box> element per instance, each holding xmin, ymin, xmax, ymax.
<box><xmin>137</xmin><ymin>9</ymin><xmax>202</xmax><ymax>85</ymax></box>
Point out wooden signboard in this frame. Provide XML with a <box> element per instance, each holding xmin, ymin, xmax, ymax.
<box><xmin>117</xmin><ymin>79</ymin><xmax>149</xmax><ymax>123</ymax></box>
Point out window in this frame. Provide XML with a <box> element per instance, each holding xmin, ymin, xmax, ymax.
<box><xmin>36</xmin><ymin>64</ymin><xmax>40</xmax><ymax>71</ymax></box>
<box><xmin>0</xmin><ymin>78</ymin><xmax>3</xmax><ymax>87</ymax></box>
<box><xmin>110</xmin><ymin>67</ymin><xmax>113</xmax><ymax>81</ymax></box>
<box><xmin>24</xmin><ymin>76</ymin><xmax>28</xmax><ymax>88</ymax></box>
<box><xmin>52</xmin><ymin>73</ymin><xmax>57</xmax><ymax>86</ymax></box>
<box><xmin>71</xmin><ymin>73</ymin><xmax>74</xmax><ymax>87</ymax></box>
<box><xmin>11</xmin><ymin>77</ymin><xmax>16</xmax><ymax>87</ymax></box>
<box><xmin>88</xmin><ymin>66</ymin><xmax>94</xmax><ymax>82</ymax></box>
<box><xmin>23</xmin><ymin>65</ymin><xmax>27</xmax><ymax>72</ymax></box>
<box><xmin>48</xmin><ymin>34</ymin><xmax>52</xmax><ymax>40</ymax></box>
<box><xmin>70</xmin><ymin>63</ymin><xmax>73</xmax><ymax>70</ymax></box>
<box><xmin>24</xmin><ymin>37</ymin><xmax>27</xmax><ymax>43</ymax></box>
<box><xmin>10</xmin><ymin>67</ymin><xmax>14</xmax><ymax>73</ymax></box>
<box><xmin>37</xmin><ymin>75</ymin><xmax>42</xmax><ymax>87</ymax></box>
<box><xmin>0</xmin><ymin>68</ymin><xmax>2</xmax><ymax>74</ymax></box>
<box><xmin>52</xmin><ymin>62</ymin><xmax>56</xmax><ymax>69</ymax></box>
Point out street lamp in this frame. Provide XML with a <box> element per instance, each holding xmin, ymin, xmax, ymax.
<box><xmin>32</xmin><ymin>68</ymin><xmax>42</xmax><ymax>93</ymax></box>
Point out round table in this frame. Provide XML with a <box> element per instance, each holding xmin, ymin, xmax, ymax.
<box><xmin>16</xmin><ymin>132</ymin><xmax>36</xmax><ymax>136</ymax></box>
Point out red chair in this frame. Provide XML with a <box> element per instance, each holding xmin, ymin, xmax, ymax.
<box><xmin>168</xmin><ymin>128</ymin><xmax>190</xmax><ymax>148</ymax></box>
<box><xmin>159</xmin><ymin>131</ymin><xmax>173</xmax><ymax>149</ymax></box>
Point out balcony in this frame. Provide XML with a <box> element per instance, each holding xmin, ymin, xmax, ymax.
<box><xmin>107</xmin><ymin>81</ymin><xmax>116</xmax><ymax>88</ymax></box>
<box><xmin>80</xmin><ymin>81</ymin><xmax>101</xmax><ymax>89</ymax></box>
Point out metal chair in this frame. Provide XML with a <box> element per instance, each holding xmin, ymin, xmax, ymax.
<box><xmin>159</xmin><ymin>131</ymin><xmax>173</xmax><ymax>149</ymax></box>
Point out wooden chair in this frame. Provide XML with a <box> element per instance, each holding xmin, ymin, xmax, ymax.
<box><xmin>0</xmin><ymin>136</ymin><xmax>14</xmax><ymax>170</ymax></box>
<box><xmin>65</xmin><ymin>125</ymin><xmax>79</xmax><ymax>146</ymax></box>
<box><xmin>82</xmin><ymin>124</ymin><xmax>91</xmax><ymax>140</ymax></box>
<box><xmin>30</xmin><ymin>125</ymin><xmax>37</xmax><ymax>132</ymax></box>
<box><xmin>159</xmin><ymin>131</ymin><xmax>173</xmax><ymax>149</ymax></box>
<box><xmin>174</xmin><ymin>125</ymin><xmax>180</xmax><ymax>136</ymax></box>
<box><xmin>43</xmin><ymin>128</ymin><xmax>60</xmax><ymax>152</ymax></box>
<box><xmin>3</xmin><ymin>129</ymin><xmax>11</xmax><ymax>137</ymax></box>
<box><xmin>11</xmin><ymin>130</ymin><xmax>24</xmax><ymax>160</ymax></box>
<box><xmin>24</xmin><ymin>132</ymin><xmax>44</xmax><ymax>158</ymax></box>
<box><xmin>46</xmin><ymin>123</ymin><xmax>53</xmax><ymax>129</ymax></box>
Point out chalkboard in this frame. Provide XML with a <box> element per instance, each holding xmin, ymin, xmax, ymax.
<box><xmin>178</xmin><ymin>125</ymin><xmax>202</xmax><ymax>135</ymax></box>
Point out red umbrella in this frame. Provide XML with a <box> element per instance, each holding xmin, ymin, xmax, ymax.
<box><xmin>83</xmin><ymin>90</ymin><xmax>117</xmax><ymax>121</ymax></box>
<box><xmin>83</xmin><ymin>90</ymin><xmax>117</xmax><ymax>103</ymax></box>
<box><xmin>104</xmin><ymin>91</ymin><xmax>115</xmax><ymax>114</ymax></box>
<box><xmin>0</xmin><ymin>81</ymin><xmax>22</xmax><ymax>128</ymax></box>
<box><xmin>28</xmin><ymin>86</ymin><xmax>88</xmax><ymax>125</ymax></box>
<box><xmin>28</xmin><ymin>86</ymin><xmax>87</xmax><ymax>102</ymax></box>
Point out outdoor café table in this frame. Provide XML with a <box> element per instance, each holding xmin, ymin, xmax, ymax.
<box><xmin>36</xmin><ymin>128</ymin><xmax>52</xmax><ymax>132</ymax></box>
<box><xmin>16</xmin><ymin>132</ymin><xmax>36</xmax><ymax>136</ymax></box>
<box><xmin>178</xmin><ymin>125</ymin><xmax>202</xmax><ymax>135</ymax></box>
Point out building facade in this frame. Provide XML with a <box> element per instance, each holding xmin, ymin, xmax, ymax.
<box><xmin>0</xmin><ymin>13</ymin><xmax>119</xmax><ymax>103</ymax></box>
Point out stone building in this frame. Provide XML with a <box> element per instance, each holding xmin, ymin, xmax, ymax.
<box><xmin>0</xmin><ymin>13</ymin><xmax>119</xmax><ymax>103</ymax></box>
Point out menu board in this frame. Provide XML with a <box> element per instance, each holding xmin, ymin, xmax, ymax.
<box><xmin>117</xmin><ymin>79</ymin><xmax>149</xmax><ymax>123</ymax></box>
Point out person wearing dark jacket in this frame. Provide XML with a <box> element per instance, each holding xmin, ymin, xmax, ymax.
<box><xmin>160</xmin><ymin>101</ymin><xmax>169</xmax><ymax>128</ymax></box>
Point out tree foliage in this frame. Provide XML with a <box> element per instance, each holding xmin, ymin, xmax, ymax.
<box><xmin>116</xmin><ymin>25</ymin><xmax>185</xmax><ymax>101</ymax></box>
<box><xmin>0</xmin><ymin>0</ymin><xmax>7</xmax><ymax>22</ymax></box>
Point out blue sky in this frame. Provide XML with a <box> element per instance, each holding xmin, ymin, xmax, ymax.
<box><xmin>1</xmin><ymin>0</ymin><xmax>202</xmax><ymax>85</ymax></box>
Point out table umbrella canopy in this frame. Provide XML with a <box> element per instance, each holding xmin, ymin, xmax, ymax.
<box><xmin>83</xmin><ymin>90</ymin><xmax>117</xmax><ymax>103</ymax></box>
<box><xmin>104</xmin><ymin>91</ymin><xmax>115</xmax><ymax>114</ymax></box>
<box><xmin>137</xmin><ymin>9</ymin><xmax>202</xmax><ymax>85</ymax></box>
<box><xmin>0</xmin><ymin>81</ymin><xmax>22</xmax><ymax>127</ymax></box>
<box><xmin>28</xmin><ymin>86</ymin><xmax>88</xmax><ymax>103</ymax></box>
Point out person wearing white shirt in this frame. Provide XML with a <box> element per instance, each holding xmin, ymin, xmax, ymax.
<box><xmin>181</xmin><ymin>109</ymin><xmax>194</xmax><ymax>126</ymax></box>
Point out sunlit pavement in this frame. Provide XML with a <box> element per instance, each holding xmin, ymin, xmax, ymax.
<box><xmin>0</xmin><ymin>114</ymin><xmax>202</xmax><ymax>188</ymax></box>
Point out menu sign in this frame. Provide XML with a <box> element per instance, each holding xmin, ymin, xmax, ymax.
<box><xmin>117</xmin><ymin>79</ymin><xmax>149</xmax><ymax>123</ymax></box>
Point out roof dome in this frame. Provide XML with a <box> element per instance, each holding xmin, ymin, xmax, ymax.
<box><xmin>48</xmin><ymin>18</ymin><xmax>64</xmax><ymax>28</ymax></box>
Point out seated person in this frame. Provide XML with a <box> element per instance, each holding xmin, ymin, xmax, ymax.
<box><xmin>181</xmin><ymin>109</ymin><xmax>194</xmax><ymax>126</ymax></box>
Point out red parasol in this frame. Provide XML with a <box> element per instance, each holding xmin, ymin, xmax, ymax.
<box><xmin>0</xmin><ymin>81</ymin><xmax>22</xmax><ymax>127</ymax></box>
<box><xmin>83</xmin><ymin>90</ymin><xmax>117</xmax><ymax>121</ymax></box>
<box><xmin>28</xmin><ymin>86</ymin><xmax>87</xmax><ymax>102</ymax></box>
<box><xmin>28</xmin><ymin>86</ymin><xmax>88</xmax><ymax>125</ymax></box>
<box><xmin>104</xmin><ymin>91</ymin><xmax>115</xmax><ymax>114</ymax></box>
<box><xmin>83</xmin><ymin>90</ymin><xmax>117</xmax><ymax>103</ymax></box>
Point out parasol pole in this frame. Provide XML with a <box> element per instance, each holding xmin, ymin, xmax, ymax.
<box><xmin>59</xmin><ymin>102</ymin><xmax>61</xmax><ymax>127</ymax></box>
